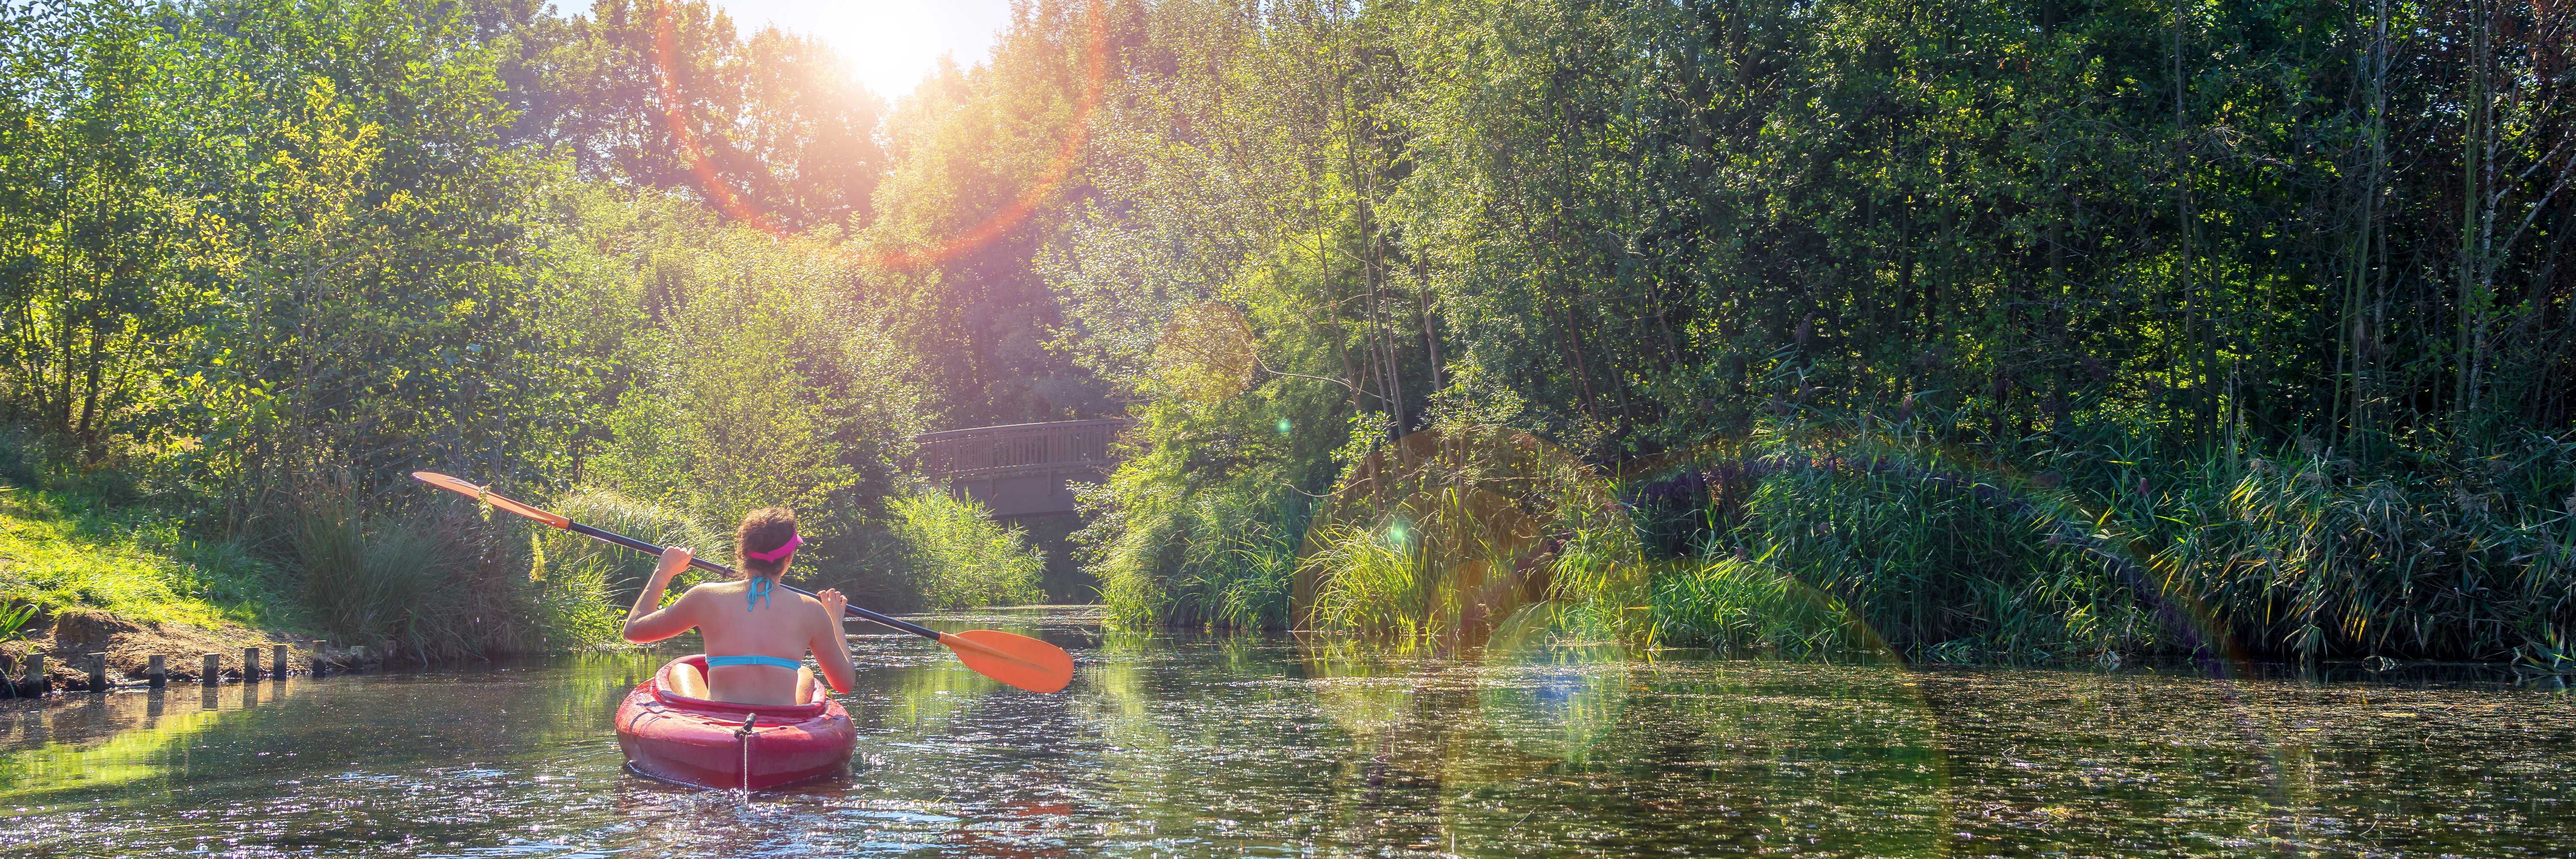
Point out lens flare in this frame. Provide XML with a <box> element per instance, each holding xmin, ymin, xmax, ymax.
<box><xmin>649</xmin><ymin>0</ymin><xmax>1110</xmax><ymax>271</ymax></box>
<box><xmin>1294</xmin><ymin>425</ymin><xmax>1645</xmax><ymax>645</ymax></box>
<box><xmin>1611</xmin><ymin>420</ymin><xmax>2318</xmax><ymax>818</ymax></box>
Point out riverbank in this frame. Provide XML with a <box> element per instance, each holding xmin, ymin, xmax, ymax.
<box><xmin>1096</xmin><ymin>417</ymin><xmax>2576</xmax><ymax>666</ymax></box>
<box><xmin>0</xmin><ymin>466</ymin><xmax>1055</xmax><ymax>686</ymax></box>
<box><xmin>0</xmin><ymin>485</ymin><xmax>323</xmax><ymax>690</ymax></box>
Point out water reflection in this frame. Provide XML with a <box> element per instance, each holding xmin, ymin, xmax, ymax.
<box><xmin>0</xmin><ymin>606</ymin><xmax>2569</xmax><ymax>857</ymax></box>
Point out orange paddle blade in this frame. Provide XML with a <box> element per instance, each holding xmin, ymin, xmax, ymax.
<box><xmin>939</xmin><ymin>630</ymin><xmax>1074</xmax><ymax>694</ymax></box>
<box><xmin>410</xmin><ymin>471</ymin><xmax>570</xmax><ymax>529</ymax></box>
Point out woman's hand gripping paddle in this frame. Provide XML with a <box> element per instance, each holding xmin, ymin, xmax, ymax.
<box><xmin>411</xmin><ymin>472</ymin><xmax>1075</xmax><ymax>694</ymax></box>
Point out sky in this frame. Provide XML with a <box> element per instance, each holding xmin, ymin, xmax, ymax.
<box><xmin>591</xmin><ymin>0</ymin><xmax>1016</xmax><ymax>100</ymax></box>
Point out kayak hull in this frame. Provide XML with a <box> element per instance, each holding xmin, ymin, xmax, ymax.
<box><xmin>614</xmin><ymin>655</ymin><xmax>855</xmax><ymax>790</ymax></box>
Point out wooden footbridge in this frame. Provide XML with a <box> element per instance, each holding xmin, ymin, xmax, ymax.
<box><xmin>914</xmin><ymin>418</ymin><xmax>1131</xmax><ymax>517</ymax></box>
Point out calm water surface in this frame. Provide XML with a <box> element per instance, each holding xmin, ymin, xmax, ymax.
<box><xmin>3</xmin><ymin>606</ymin><xmax>2571</xmax><ymax>857</ymax></box>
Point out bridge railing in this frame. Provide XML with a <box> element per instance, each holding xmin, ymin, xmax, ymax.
<box><xmin>914</xmin><ymin>418</ymin><xmax>1133</xmax><ymax>481</ymax></box>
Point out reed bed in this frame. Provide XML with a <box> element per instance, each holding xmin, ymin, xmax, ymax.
<box><xmin>526</xmin><ymin>489</ymin><xmax>723</xmax><ymax>648</ymax></box>
<box><xmin>1631</xmin><ymin>417</ymin><xmax>2576</xmax><ymax>661</ymax></box>
<box><xmin>1091</xmin><ymin>480</ymin><xmax>1309</xmax><ymax>631</ymax></box>
<box><xmin>887</xmin><ymin>490</ymin><xmax>1047</xmax><ymax>609</ymax></box>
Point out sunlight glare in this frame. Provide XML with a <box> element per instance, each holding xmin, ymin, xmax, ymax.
<box><xmin>694</xmin><ymin>0</ymin><xmax>1012</xmax><ymax>99</ymax></box>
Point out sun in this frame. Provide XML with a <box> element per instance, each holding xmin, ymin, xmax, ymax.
<box><xmin>697</xmin><ymin>0</ymin><xmax>1014</xmax><ymax>99</ymax></box>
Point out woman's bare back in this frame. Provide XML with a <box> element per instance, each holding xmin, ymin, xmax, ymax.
<box><xmin>687</xmin><ymin>579</ymin><xmax>832</xmax><ymax>704</ymax></box>
<box><xmin>620</xmin><ymin>545</ymin><xmax>858</xmax><ymax>706</ymax></box>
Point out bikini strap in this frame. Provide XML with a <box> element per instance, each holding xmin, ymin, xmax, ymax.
<box><xmin>746</xmin><ymin>575</ymin><xmax>773</xmax><ymax>612</ymax></box>
<box><xmin>703</xmin><ymin>655</ymin><xmax>804</xmax><ymax>670</ymax></box>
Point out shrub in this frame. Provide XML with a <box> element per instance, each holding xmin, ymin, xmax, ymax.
<box><xmin>1296</xmin><ymin>425</ymin><xmax>1646</xmax><ymax>643</ymax></box>
<box><xmin>887</xmin><ymin>490</ymin><xmax>1045</xmax><ymax>609</ymax></box>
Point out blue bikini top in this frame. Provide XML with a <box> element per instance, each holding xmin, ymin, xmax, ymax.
<box><xmin>704</xmin><ymin>654</ymin><xmax>804</xmax><ymax>670</ymax></box>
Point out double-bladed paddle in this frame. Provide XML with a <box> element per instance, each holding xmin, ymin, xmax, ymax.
<box><xmin>411</xmin><ymin>471</ymin><xmax>1074</xmax><ymax>694</ymax></box>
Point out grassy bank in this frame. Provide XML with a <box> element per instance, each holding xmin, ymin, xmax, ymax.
<box><xmin>0</xmin><ymin>450</ymin><xmax>1057</xmax><ymax>670</ymax></box>
<box><xmin>0</xmin><ymin>486</ymin><xmax>295</xmax><ymax>635</ymax></box>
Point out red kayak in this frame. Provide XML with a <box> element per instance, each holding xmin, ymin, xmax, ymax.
<box><xmin>614</xmin><ymin>655</ymin><xmax>857</xmax><ymax>789</ymax></box>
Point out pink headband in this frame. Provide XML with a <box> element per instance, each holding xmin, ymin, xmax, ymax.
<box><xmin>743</xmin><ymin>531</ymin><xmax>801</xmax><ymax>563</ymax></box>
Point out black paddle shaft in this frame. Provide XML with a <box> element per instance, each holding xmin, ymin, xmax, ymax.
<box><xmin>565</xmin><ymin>522</ymin><xmax>945</xmax><ymax>641</ymax></box>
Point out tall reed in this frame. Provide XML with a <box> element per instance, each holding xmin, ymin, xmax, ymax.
<box><xmin>293</xmin><ymin>486</ymin><xmax>531</xmax><ymax>663</ymax></box>
<box><xmin>526</xmin><ymin>489</ymin><xmax>721</xmax><ymax>649</ymax></box>
<box><xmin>887</xmin><ymin>490</ymin><xmax>1047</xmax><ymax>609</ymax></box>
<box><xmin>1091</xmin><ymin>480</ymin><xmax>1308</xmax><ymax>630</ymax></box>
<box><xmin>1634</xmin><ymin>413</ymin><xmax>2576</xmax><ymax>661</ymax></box>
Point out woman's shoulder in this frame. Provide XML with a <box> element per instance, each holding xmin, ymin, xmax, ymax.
<box><xmin>679</xmin><ymin>580</ymin><xmax>741</xmax><ymax>600</ymax></box>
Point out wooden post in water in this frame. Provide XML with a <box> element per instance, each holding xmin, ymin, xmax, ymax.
<box><xmin>23</xmin><ymin>652</ymin><xmax>44</xmax><ymax>696</ymax></box>
<box><xmin>86</xmin><ymin>653</ymin><xmax>106</xmax><ymax>691</ymax></box>
<box><xmin>242</xmin><ymin>646</ymin><xmax>261</xmax><ymax>682</ymax></box>
<box><xmin>349</xmin><ymin>645</ymin><xmax>367</xmax><ymax>673</ymax></box>
<box><xmin>201</xmin><ymin>653</ymin><xmax>221</xmax><ymax>684</ymax></box>
<box><xmin>273</xmin><ymin>644</ymin><xmax>290</xmax><ymax>679</ymax></box>
<box><xmin>312</xmin><ymin>640</ymin><xmax>329</xmax><ymax>676</ymax></box>
<box><xmin>148</xmin><ymin>655</ymin><xmax>167</xmax><ymax>687</ymax></box>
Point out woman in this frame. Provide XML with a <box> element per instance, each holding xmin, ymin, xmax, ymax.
<box><xmin>620</xmin><ymin>507</ymin><xmax>858</xmax><ymax>705</ymax></box>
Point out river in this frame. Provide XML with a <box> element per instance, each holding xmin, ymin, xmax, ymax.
<box><xmin>2</xmin><ymin>606</ymin><xmax>2570</xmax><ymax>856</ymax></box>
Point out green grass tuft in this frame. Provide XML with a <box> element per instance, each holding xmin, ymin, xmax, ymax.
<box><xmin>888</xmin><ymin>490</ymin><xmax>1047</xmax><ymax>609</ymax></box>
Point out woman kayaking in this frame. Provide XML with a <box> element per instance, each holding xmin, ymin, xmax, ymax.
<box><xmin>620</xmin><ymin>507</ymin><xmax>858</xmax><ymax>705</ymax></box>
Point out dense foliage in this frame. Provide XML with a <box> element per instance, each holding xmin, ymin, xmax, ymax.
<box><xmin>887</xmin><ymin>490</ymin><xmax>1048</xmax><ymax>609</ymax></box>
<box><xmin>2</xmin><ymin>0</ymin><xmax>2569</xmax><ymax>662</ymax></box>
<box><xmin>1040</xmin><ymin>0</ymin><xmax>2575</xmax><ymax>660</ymax></box>
<box><xmin>0</xmin><ymin>0</ymin><xmax>1052</xmax><ymax>658</ymax></box>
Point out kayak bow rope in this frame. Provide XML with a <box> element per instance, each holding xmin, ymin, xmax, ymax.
<box><xmin>412</xmin><ymin>472</ymin><xmax>1075</xmax><ymax>694</ymax></box>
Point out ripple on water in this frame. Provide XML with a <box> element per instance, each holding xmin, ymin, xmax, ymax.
<box><xmin>0</xmin><ymin>609</ymin><xmax>2571</xmax><ymax>856</ymax></box>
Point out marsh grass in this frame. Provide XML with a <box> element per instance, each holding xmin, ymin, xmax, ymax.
<box><xmin>1646</xmin><ymin>555</ymin><xmax>1868</xmax><ymax>657</ymax></box>
<box><xmin>1632</xmin><ymin>413</ymin><xmax>2576</xmax><ymax>661</ymax></box>
<box><xmin>889</xmin><ymin>490</ymin><xmax>1046</xmax><ymax>609</ymax></box>
<box><xmin>527</xmin><ymin>489</ymin><xmax>721</xmax><ymax>649</ymax></box>
<box><xmin>1091</xmin><ymin>480</ymin><xmax>1309</xmax><ymax>631</ymax></box>
<box><xmin>292</xmin><ymin>485</ymin><xmax>535</xmax><ymax>662</ymax></box>
<box><xmin>1105</xmin><ymin>405</ymin><xmax>2572</xmax><ymax>663</ymax></box>
<box><xmin>2135</xmin><ymin>436</ymin><xmax>2576</xmax><ymax>660</ymax></box>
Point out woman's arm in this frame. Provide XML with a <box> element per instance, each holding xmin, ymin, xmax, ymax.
<box><xmin>621</xmin><ymin>546</ymin><xmax>699</xmax><ymax>643</ymax></box>
<box><xmin>807</xmin><ymin>587</ymin><xmax>858</xmax><ymax>694</ymax></box>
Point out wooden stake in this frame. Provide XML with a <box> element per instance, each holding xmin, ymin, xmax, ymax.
<box><xmin>148</xmin><ymin>654</ymin><xmax>167</xmax><ymax>688</ymax></box>
<box><xmin>23</xmin><ymin>652</ymin><xmax>44</xmax><ymax>696</ymax></box>
<box><xmin>242</xmin><ymin>646</ymin><xmax>261</xmax><ymax>682</ymax></box>
<box><xmin>86</xmin><ymin>652</ymin><xmax>106</xmax><ymax>692</ymax></box>
<box><xmin>202</xmin><ymin>653</ymin><xmax>221</xmax><ymax>684</ymax></box>
<box><xmin>313</xmin><ymin>640</ymin><xmax>329</xmax><ymax>676</ymax></box>
<box><xmin>273</xmin><ymin>644</ymin><xmax>290</xmax><ymax>679</ymax></box>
